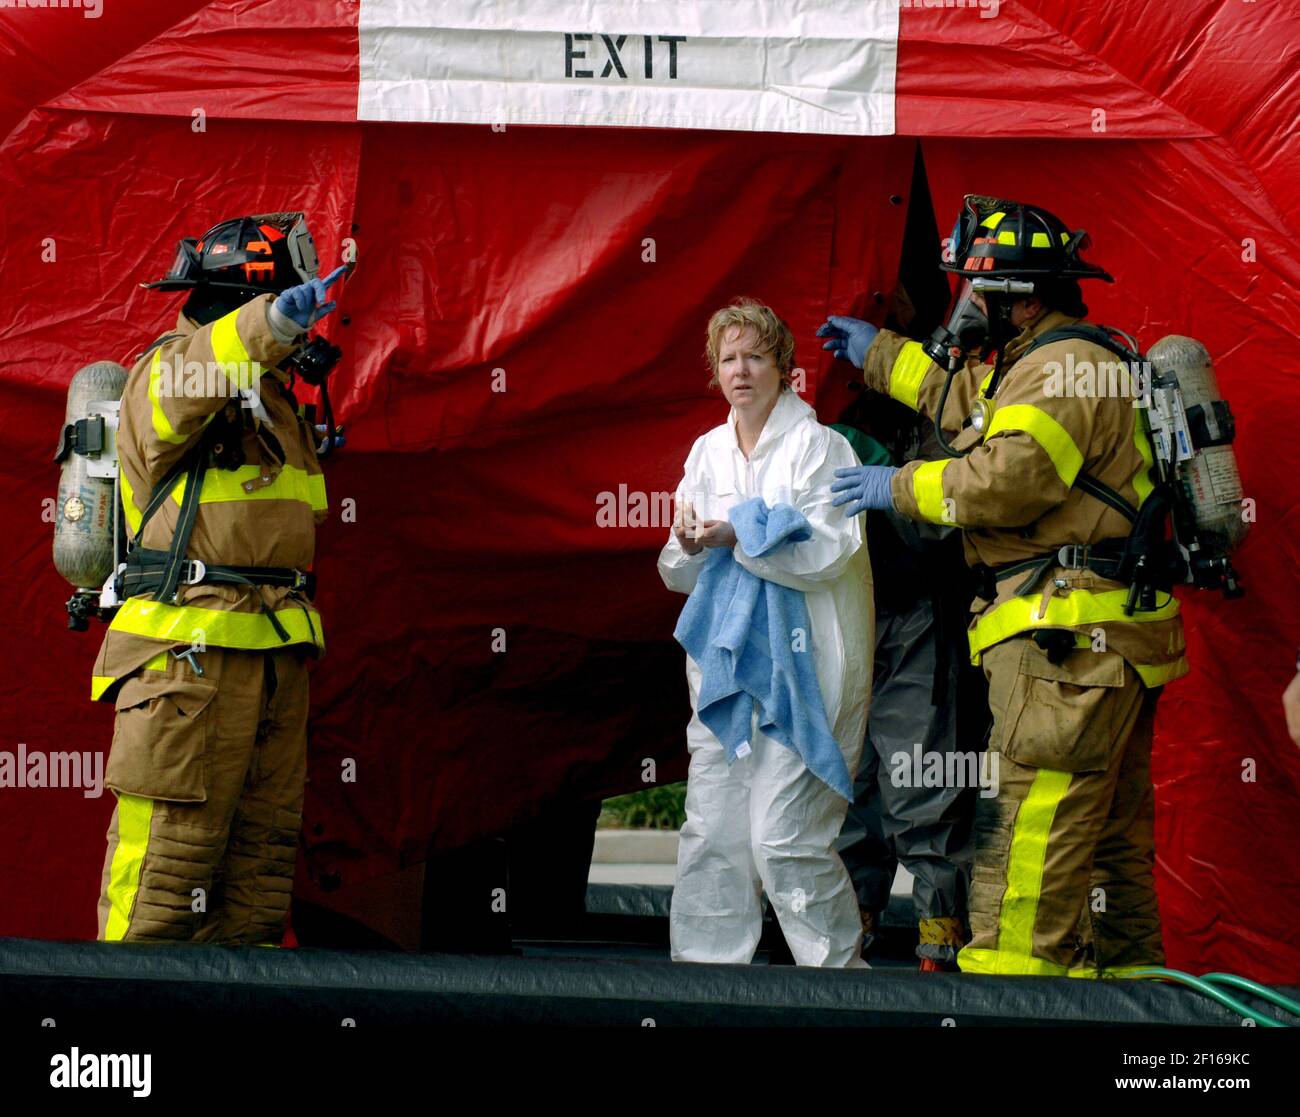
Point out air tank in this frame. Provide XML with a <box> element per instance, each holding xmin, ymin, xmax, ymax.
<box><xmin>1146</xmin><ymin>335</ymin><xmax>1247</xmax><ymax>549</ymax></box>
<box><xmin>53</xmin><ymin>361</ymin><xmax>128</xmax><ymax>592</ymax></box>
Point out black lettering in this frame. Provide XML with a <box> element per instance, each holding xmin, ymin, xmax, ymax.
<box><xmin>644</xmin><ymin>34</ymin><xmax>653</xmax><ymax>78</ymax></box>
<box><xmin>600</xmin><ymin>34</ymin><xmax>629</xmax><ymax>78</ymax></box>
<box><xmin>565</xmin><ymin>33</ymin><xmax>593</xmax><ymax>79</ymax></box>
<box><xmin>658</xmin><ymin>35</ymin><xmax>686</xmax><ymax>79</ymax></box>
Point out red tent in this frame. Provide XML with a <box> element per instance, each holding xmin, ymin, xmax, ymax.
<box><xmin>2</xmin><ymin>1</ymin><xmax>1297</xmax><ymax>980</ymax></box>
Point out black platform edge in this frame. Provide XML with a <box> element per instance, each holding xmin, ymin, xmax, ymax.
<box><xmin>2</xmin><ymin>938</ymin><xmax>1295</xmax><ymax>1027</ymax></box>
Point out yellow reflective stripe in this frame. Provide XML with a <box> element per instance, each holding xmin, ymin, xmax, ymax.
<box><xmin>90</xmin><ymin>653</ymin><xmax>182</xmax><ymax>701</ymax></box>
<box><xmin>148</xmin><ymin>349</ymin><xmax>186</xmax><ymax>445</ymax></box>
<box><xmin>147</xmin><ymin>347</ymin><xmax>220</xmax><ymax>445</ymax></box>
<box><xmin>997</xmin><ymin>230</ymin><xmax>1017</xmax><ymax>245</ymax></box>
<box><xmin>997</xmin><ymin>767</ymin><xmax>1073</xmax><ymax>971</ymax></box>
<box><xmin>1133</xmin><ymin>657</ymin><xmax>1189</xmax><ymax>687</ymax></box>
<box><xmin>119</xmin><ymin>466</ymin><xmax>143</xmax><ymax>535</ymax></box>
<box><xmin>982</xmin><ymin>211</ymin><xmax>1006</xmax><ymax>230</ymax></box>
<box><xmin>984</xmin><ymin>404</ymin><xmax>1084</xmax><ymax>488</ymax></box>
<box><xmin>209</xmin><ymin>308</ymin><xmax>263</xmax><ymax>387</ymax></box>
<box><xmin>957</xmin><ymin>946</ymin><xmax>1069</xmax><ymax>977</ymax></box>
<box><xmin>1031</xmin><ymin>231</ymin><xmax>1051</xmax><ymax>248</ymax></box>
<box><xmin>307</xmin><ymin>472</ymin><xmax>327</xmax><ymax>513</ymax></box>
<box><xmin>888</xmin><ymin>341</ymin><xmax>933</xmax><ymax>410</ymax></box>
<box><xmin>104</xmin><ymin>793</ymin><xmax>154</xmax><ymax>942</ymax></box>
<box><xmin>969</xmin><ymin>588</ymin><xmax>1180</xmax><ymax>660</ymax></box>
<box><xmin>110</xmin><ymin>598</ymin><xmax>325</xmax><ymax>651</ymax></box>
<box><xmin>912</xmin><ymin>460</ymin><xmax>953</xmax><ymax>525</ymax></box>
<box><xmin>171</xmin><ymin>463</ymin><xmax>323</xmax><ymax>509</ymax></box>
<box><xmin>1132</xmin><ymin>417</ymin><xmax>1155</xmax><ymax>508</ymax></box>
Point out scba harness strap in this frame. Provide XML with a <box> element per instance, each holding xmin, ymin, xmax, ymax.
<box><xmin>971</xmin><ymin>323</ymin><xmax>1186</xmax><ymax>615</ymax></box>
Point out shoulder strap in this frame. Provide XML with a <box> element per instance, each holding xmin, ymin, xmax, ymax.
<box><xmin>1024</xmin><ymin>323</ymin><xmax>1138</xmax><ymax>364</ymax></box>
<box><xmin>138</xmin><ymin>332</ymin><xmax>183</xmax><ymax>364</ymax></box>
<box><xmin>1021</xmin><ymin>324</ymin><xmax>1144</xmax><ymax>523</ymax></box>
<box><xmin>128</xmin><ymin>330</ymin><xmax>208</xmax><ymax>538</ymax></box>
<box><xmin>1075</xmin><ymin>471</ymin><xmax>1138</xmax><ymax>522</ymax></box>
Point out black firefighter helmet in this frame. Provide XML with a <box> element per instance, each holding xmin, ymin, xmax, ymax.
<box><xmin>143</xmin><ymin>212</ymin><xmax>320</xmax><ymax>297</ymax></box>
<box><xmin>942</xmin><ymin>194</ymin><xmax>1114</xmax><ymax>282</ymax></box>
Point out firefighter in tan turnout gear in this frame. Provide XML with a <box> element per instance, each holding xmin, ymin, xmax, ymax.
<box><xmin>818</xmin><ymin>196</ymin><xmax>1187</xmax><ymax>977</ymax></box>
<box><xmin>92</xmin><ymin>213</ymin><xmax>347</xmax><ymax>944</ymax></box>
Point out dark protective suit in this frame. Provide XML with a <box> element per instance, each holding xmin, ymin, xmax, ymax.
<box><xmin>833</xmin><ymin>424</ymin><xmax>988</xmax><ymax>964</ymax></box>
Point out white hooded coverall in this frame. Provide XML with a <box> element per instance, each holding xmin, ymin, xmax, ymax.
<box><xmin>658</xmin><ymin>390</ymin><xmax>874</xmax><ymax>966</ymax></box>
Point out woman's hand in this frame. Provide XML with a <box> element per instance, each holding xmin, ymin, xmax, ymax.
<box><xmin>697</xmin><ymin>520</ymin><xmax>738</xmax><ymax>549</ymax></box>
<box><xmin>673</xmin><ymin>500</ymin><xmax>704</xmax><ymax>555</ymax></box>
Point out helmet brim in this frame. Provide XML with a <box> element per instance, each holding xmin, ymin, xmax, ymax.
<box><xmin>939</xmin><ymin>261</ymin><xmax>1115</xmax><ymax>283</ymax></box>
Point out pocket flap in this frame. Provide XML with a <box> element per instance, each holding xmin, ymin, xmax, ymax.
<box><xmin>107</xmin><ymin>670</ymin><xmax>217</xmax><ymax>803</ymax></box>
<box><xmin>1018</xmin><ymin>638</ymin><xmax>1126</xmax><ymax>688</ymax></box>
<box><xmin>113</xmin><ymin>673</ymin><xmax>217</xmax><ymax>718</ymax></box>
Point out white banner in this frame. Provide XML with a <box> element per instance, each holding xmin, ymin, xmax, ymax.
<box><xmin>359</xmin><ymin>1</ymin><xmax>899</xmax><ymax>135</ymax></box>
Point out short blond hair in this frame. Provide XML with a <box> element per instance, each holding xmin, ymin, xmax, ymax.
<box><xmin>705</xmin><ymin>298</ymin><xmax>795</xmax><ymax>389</ymax></box>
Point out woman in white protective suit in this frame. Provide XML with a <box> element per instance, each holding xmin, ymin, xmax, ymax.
<box><xmin>658</xmin><ymin>298</ymin><xmax>874</xmax><ymax>967</ymax></box>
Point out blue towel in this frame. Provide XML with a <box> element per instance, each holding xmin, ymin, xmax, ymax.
<box><xmin>673</xmin><ymin>498</ymin><xmax>853</xmax><ymax>800</ymax></box>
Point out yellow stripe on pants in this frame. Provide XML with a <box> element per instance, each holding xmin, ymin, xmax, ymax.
<box><xmin>103</xmin><ymin>793</ymin><xmax>155</xmax><ymax>942</ymax></box>
<box><xmin>959</xmin><ymin>768</ymin><xmax>1073</xmax><ymax>975</ymax></box>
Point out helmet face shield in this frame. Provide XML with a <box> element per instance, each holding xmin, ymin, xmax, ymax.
<box><xmin>282</xmin><ymin>214</ymin><xmax>320</xmax><ymax>285</ymax></box>
<box><xmin>248</xmin><ymin>211</ymin><xmax>319</xmax><ymax>286</ymax></box>
<box><xmin>946</xmin><ymin>194</ymin><xmax>987</xmax><ymax>268</ymax></box>
<box><xmin>142</xmin><ymin>238</ymin><xmax>203</xmax><ymax>291</ymax></box>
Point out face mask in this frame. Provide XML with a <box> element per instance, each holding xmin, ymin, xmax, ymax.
<box><xmin>943</xmin><ymin>279</ymin><xmax>991</xmax><ymax>353</ymax></box>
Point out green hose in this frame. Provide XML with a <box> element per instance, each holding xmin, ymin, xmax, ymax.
<box><xmin>1200</xmin><ymin>972</ymin><xmax>1300</xmax><ymax>1018</ymax></box>
<box><xmin>1128</xmin><ymin>967</ymin><xmax>1300</xmax><ymax>1027</ymax></box>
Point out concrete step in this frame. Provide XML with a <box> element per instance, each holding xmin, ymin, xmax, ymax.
<box><xmin>592</xmin><ymin>828</ymin><xmax>679</xmax><ymax>864</ymax></box>
<box><xmin>589</xmin><ymin>829</ymin><xmax>916</xmax><ymax>899</ymax></box>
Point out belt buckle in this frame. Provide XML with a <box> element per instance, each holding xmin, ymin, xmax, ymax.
<box><xmin>1057</xmin><ymin>545</ymin><xmax>1088</xmax><ymax>569</ymax></box>
<box><xmin>292</xmin><ymin>569</ymin><xmax>315</xmax><ymax>597</ymax></box>
<box><xmin>180</xmin><ymin>558</ymin><xmax>207</xmax><ymax>585</ymax></box>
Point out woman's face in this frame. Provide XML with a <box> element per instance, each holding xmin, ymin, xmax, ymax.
<box><xmin>717</xmin><ymin>326</ymin><xmax>784</xmax><ymax>418</ymax></box>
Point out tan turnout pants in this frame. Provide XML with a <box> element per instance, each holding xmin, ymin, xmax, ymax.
<box><xmin>958</xmin><ymin>636</ymin><xmax>1164</xmax><ymax>976</ymax></box>
<box><xmin>97</xmin><ymin>645</ymin><xmax>310</xmax><ymax>945</ymax></box>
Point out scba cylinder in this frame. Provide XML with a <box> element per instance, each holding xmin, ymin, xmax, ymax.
<box><xmin>53</xmin><ymin>361</ymin><xmax>128</xmax><ymax>592</ymax></box>
<box><xmin>1147</xmin><ymin>335</ymin><xmax>1247</xmax><ymax>548</ymax></box>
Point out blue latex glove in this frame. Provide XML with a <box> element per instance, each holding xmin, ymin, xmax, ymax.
<box><xmin>816</xmin><ymin>316</ymin><xmax>879</xmax><ymax>369</ymax></box>
<box><xmin>830</xmin><ymin>465</ymin><xmax>898</xmax><ymax>516</ymax></box>
<box><xmin>275</xmin><ymin>264</ymin><xmax>349</xmax><ymax>329</ymax></box>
